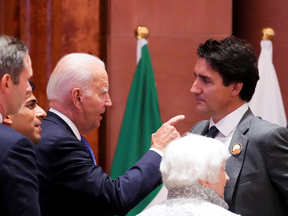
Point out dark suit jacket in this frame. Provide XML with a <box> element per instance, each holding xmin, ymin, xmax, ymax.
<box><xmin>0</xmin><ymin>124</ymin><xmax>40</xmax><ymax>216</ymax></box>
<box><xmin>35</xmin><ymin>111</ymin><xmax>162</xmax><ymax>216</ymax></box>
<box><xmin>190</xmin><ymin>108</ymin><xmax>288</xmax><ymax>216</ymax></box>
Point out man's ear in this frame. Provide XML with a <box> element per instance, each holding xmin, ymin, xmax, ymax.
<box><xmin>231</xmin><ymin>82</ymin><xmax>243</xmax><ymax>97</ymax></box>
<box><xmin>1</xmin><ymin>74</ymin><xmax>12</xmax><ymax>94</ymax></box>
<box><xmin>71</xmin><ymin>88</ymin><xmax>82</xmax><ymax>109</ymax></box>
<box><xmin>3</xmin><ymin>116</ymin><xmax>12</xmax><ymax>125</ymax></box>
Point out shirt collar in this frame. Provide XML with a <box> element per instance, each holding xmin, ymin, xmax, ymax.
<box><xmin>209</xmin><ymin>103</ymin><xmax>248</xmax><ymax>137</ymax></box>
<box><xmin>49</xmin><ymin>108</ymin><xmax>81</xmax><ymax>140</ymax></box>
<box><xmin>0</xmin><ymin>113</ymin><xmax>2</xmax><ymax>123</ymax></box>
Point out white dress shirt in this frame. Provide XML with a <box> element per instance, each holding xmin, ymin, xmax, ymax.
<box><xmin>209</xmin><ymin>103</ymin><xmax>248</xmax><ymax>149</ymax></box>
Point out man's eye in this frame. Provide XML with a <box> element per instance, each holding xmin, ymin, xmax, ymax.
<box><xmin>27</xmin><ymin>103</ymin><xmax>35</xmax><ymax>109</ymax></box>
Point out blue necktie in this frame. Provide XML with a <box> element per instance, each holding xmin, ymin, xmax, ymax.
<box><xmin>81</xmin><ymin>136</ymin><xmax>97</xmax><ymax>165</ymax></box>
<box><xmin>206</xmin><ymin>126</ymin><xmax>219</xmax><ymax>138</ymax></box>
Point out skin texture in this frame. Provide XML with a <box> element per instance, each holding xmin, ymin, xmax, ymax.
<box><xmin>3</xmin><ymin>91</ymin><xmax>46</xmax><ymax>144</ymax></box>
<box><xmin>190</xmin><ymin>58</ymin><xmax>243</xmax><ymax>123</ymax></box>
<box><xmin>76</xmin><ymin>66</ymin><xmax>112</xmax><ymax>133</ymax></box>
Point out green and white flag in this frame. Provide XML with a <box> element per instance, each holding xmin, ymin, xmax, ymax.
<box><xmin>110</xmin><ymin>38</ymin><xmax>162</xmax><ymax>215</ymax></box>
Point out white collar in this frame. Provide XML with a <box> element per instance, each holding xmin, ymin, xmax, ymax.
<box><xmin>209</xmin><ymin>103</ymin><xmax>248</xmax><ymax>137</ymax></box>
<box><xmin>49</xmin><ymin>108</ymin><xmax>81</xmax><ymax>140</ymax></box>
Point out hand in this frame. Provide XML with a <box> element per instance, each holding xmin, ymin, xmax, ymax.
<box><xmin>151</xmin><ymin>115</ymin><xmax>185</xmax><ymax>153</ymax></box>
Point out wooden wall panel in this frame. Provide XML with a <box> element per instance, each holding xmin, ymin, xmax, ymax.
<box><xmin>0</xmin><ymin>0</ymin><xmax>101</xmax><ymax>164</ymax></box>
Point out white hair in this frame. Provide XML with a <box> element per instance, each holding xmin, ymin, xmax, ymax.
<box><xmin>47</xmin><ymin>53</ymin><xmax>105</xmax><ymax>101</ymax></box>
<box><xmin>160</xmin><ymin>133</ymin><xmax>230</xmax><ymax>190</ymax></box>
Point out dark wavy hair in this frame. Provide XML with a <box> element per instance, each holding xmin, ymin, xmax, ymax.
<box><xmin>197</xmin><ymin>35</ymin><xmax>259</xmax><ymax>102</ymax></box>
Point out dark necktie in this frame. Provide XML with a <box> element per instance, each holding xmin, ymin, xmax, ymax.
<box><xmin>206</xmin><ymin>126</ymin><xmax>219</xmax><ymax>138</ymax></box>
<box><xmin>81</xmin><ymin>136</ymin><xmax>97</xmax><ymax>165</ymax></box>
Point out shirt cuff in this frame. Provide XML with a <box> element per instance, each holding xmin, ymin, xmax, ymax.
<box><xmin>149</xmin><ymin>147</ymin><xmax>163</xmax><ymax>157</ymax></box>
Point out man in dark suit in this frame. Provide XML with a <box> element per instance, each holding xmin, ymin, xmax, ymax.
<box><xmin>190</xmin><ymin>35</ymin><xmax>288</xmax><ymax>216</ymax></box>
<box><xmin>0</xmin><ymin>34</ymin><xmax>41</xmax><ymax>215</ymax></box>
<box><xmin>35</xmin><ymin>53</ymin><xmax>184</xmax><ymax>216</ymax></box>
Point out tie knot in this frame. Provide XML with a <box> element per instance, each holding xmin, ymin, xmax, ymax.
<box><xmin>206</xmin><ymin>126</ymin><xmax>219</xmax><ymax>138</ymax></box>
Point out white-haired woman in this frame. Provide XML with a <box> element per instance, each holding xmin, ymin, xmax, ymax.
<box><xmin>137</xmin><ymin>133</ymin><xmax>240</xmax><ymax>216</ymax></box>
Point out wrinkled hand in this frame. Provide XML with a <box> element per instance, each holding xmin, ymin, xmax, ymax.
<box><xmin>151</xmin><ymin>115</ymin><xmax>185</xmax><ymax>152</ymax></box>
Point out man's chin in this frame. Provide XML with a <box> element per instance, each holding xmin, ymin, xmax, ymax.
<box><xmin>31</xmin><ymin>136</ymin><xmax>41</xmax><ymax>145</ymax></box>
<box><xmin>195</xmin><ymin>106</ymin><xmax>208</xmax><ymax>115</ymax></box>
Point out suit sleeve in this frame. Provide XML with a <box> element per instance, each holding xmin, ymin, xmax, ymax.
<box><xmin>266</xmin><ymin>126</ymin><xmax>288</xmax><ymax>199</ymax></box>
<box><xmin>0</xmin><ymin>137</ymin><xmax>40</xmax><ymax>216</ymax></box>
<box><xmin>49</xmin><ymin>137</ymin><xmax>162</xmax><ymax>215</ymax></box>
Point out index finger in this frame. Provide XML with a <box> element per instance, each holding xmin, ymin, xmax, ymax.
<box><xmin>164</xmin><ymin>115</ymin><xmax>185</xmax><ymax>126</ymax></box>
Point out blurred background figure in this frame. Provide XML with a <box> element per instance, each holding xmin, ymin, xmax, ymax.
<box><xmin>138</xmin><ymin>133</ymin><xmax>239</xmax><ymax>216</ymax></box>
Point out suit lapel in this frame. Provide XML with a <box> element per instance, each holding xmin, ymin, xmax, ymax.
<box><xmin>224</xmin><ymin>108</ymin><xmax>254</xmax><ymax>210</ymax></box>
<box><xmin>190</xmin><ymin>120</ymin><xmax>210</xmax><ymax>135</ymax></box>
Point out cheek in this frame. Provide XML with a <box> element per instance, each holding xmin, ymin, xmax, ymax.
<box><xmin>22</xmin><ymin>111</ymin><xmax>35</xmax><ymax>123</ymax></box>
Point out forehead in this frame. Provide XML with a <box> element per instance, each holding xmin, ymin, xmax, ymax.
<box><xmin>22</xmin><ymin>92</ymin><xmax>36</xmax><ymax>105</ymax></box>
<box><xmin>92</xmin><ymin>66</ymin><xmax>109</xmax><ymax>86</ymax></box>
<box><xmin>195</xmin><ymin>58</ymin><xmax>213</xmax><ymax>72</ymax></box>
<box><xmin>22</xmin><ymin>53</ymin><xmax>33</xmax><ymax>76</ymax></box>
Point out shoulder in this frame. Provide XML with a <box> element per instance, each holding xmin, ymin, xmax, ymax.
<box><xmin>190</xmin><ymin>120</ymin><xmax>209</xmax><ymax>133</ymax></box>
<box><xmin>0</xmin><ymin>124</ymin><xmax>34</xmax><ymax>153</ymax></box>
<box><xmin>248</xmin><ymin>117</ymin><xmax>288</xmax><ymax>138</ymax></box>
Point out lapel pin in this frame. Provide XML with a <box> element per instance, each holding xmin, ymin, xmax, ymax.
<box><xmin>231</xmin><ymin>143</ymin><xmax>242</xmax><ymax>155</ymax></box>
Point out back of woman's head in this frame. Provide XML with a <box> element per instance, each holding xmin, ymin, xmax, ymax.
<box><xmin>160</xmin><ymin>133</ymin><xmax>229</xmax><ymax>190</ymax></box>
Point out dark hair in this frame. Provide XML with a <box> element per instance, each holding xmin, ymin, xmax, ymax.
<box><xmin>197</xmin><ymin>35</ymin><xmax>259</xmax><ymax>102</ymax></box>
<box><xmin>28</xmin><ymin>80</ymin><xmax>35</xmax><ymax>91</ymax></box>
<box><xmin>0</xmin><ymin>34</ymin><xmax>28</xmax><ymax>84</ymax></box>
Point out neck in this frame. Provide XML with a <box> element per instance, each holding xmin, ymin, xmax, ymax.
<box><xmin>212</xmin><ymin>101</ymin><xmax>246</xmax><ymax>123</ymax></box>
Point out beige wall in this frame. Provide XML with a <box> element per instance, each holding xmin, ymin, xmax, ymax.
<box><xmin>105</xmin><ymin>0</ymin><xmax>232</xmax><ymax>172</ymax></box>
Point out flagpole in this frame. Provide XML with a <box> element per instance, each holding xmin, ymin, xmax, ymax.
<box><xmin>262</xmin><ymin>27</ymin><xmax>274</xmax><ymax>40</ymax></box>
<box><xmin>248</xmin><ymin>27</ymin><xmax>287</xmax><ymax>127</ymax></box>
<box><xmin>135</xmin><ymin>26</ymin><xmax>149</xmax><ymax>63</ymax></box>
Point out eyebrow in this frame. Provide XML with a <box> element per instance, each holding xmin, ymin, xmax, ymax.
<box><xmin>194</xmin><ymin>72</ymin><xmax>210</xmax><ymax>80</ymax></box>
<box><xmin>27</xmin><ymin>99</ymin><xmax>37</xmax><ymax>104</ymax></box>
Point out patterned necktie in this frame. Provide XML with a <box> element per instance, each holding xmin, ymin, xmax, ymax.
<box><xmin>81</xmin><ymin>136</ymin><xmax>97</xmax><ymax>165</ymax></box>
<box><xmin>206</xmin><ymin>126</ymin><xmax>219</xmax><ymax>138</ymax></box>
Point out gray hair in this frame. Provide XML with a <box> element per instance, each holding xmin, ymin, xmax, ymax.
<box><xmin>160</xmin><ymin>133</ymin><xmax>230</xmax><ymax>190</ymax></box>
<box><xmin>0</xmin><ymin>34</ymin><xmax>28</xmax><ymax>84</ymax></box>
<box><xmin>47</xmin><ymin>53</ymin><xmax>105</xmax><ymax>101</ymax></box>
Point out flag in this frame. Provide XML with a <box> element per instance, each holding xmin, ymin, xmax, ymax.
<box><xmin>110</xmin><ymin>38</ymin><xmax>162</xmax><ymax>215</ymax></box>
<box><xmin>248</xmin><ymin>39</ymin><xmax>287</xmax><ymax>127</ymax></box>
